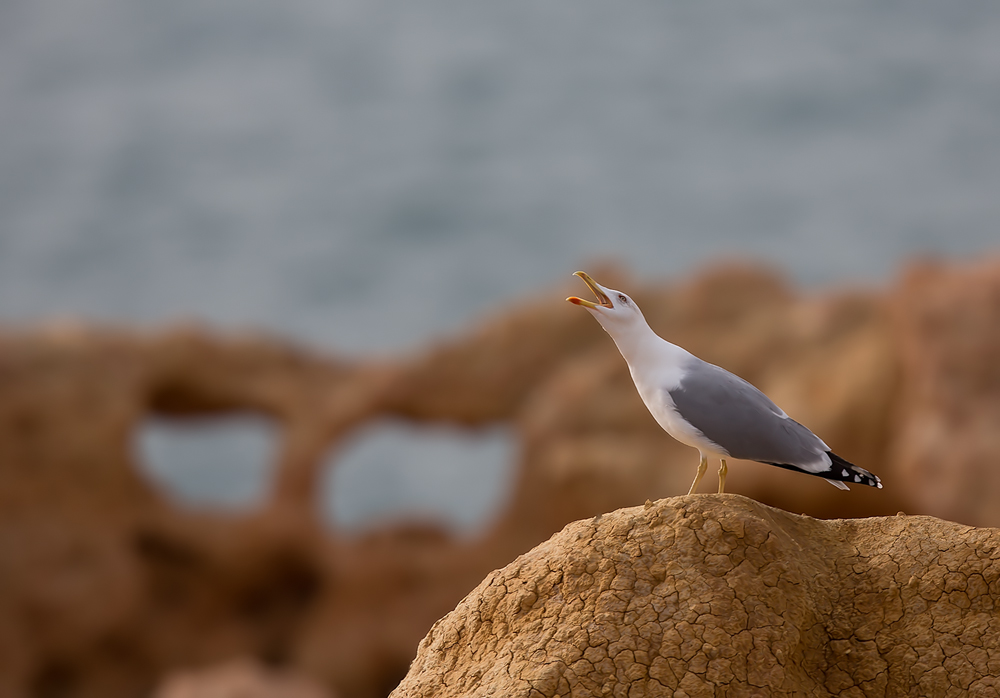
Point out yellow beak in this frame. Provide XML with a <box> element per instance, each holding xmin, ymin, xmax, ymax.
<box><xmin>566</xmin><ymin>271</ymin><xmax>613</xmax><ymax>309</ymax></box>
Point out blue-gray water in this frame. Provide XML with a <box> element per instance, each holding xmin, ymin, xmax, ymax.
<box><xmin>4</xmin><ymin>1</ymin><xmax>1000</xmax><ymax>531</ymax></box>
<box><xmin>138</xmin><ymin>418</ymin><xmax>514</xmax><ymax>535</ymax></box>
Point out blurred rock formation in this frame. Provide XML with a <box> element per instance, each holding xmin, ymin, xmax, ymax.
<box><xmin>1</xmin><ymin>258</ymin><xmax>999</xmax><ymax>697</ymax></box>
<box><xmin>391</xmin><ymin>494</ymin><xmax>1000</xmax><ymax>698</ymax></box>
<box><xmin>889</xmin><ymin>259</ymin><xmax>1000</xmax><ymax>527</ymax></box>
<box><xmin>153</xmin><ymin>658</ymin><xmax>332</xmax><ymax>698</ymax></box>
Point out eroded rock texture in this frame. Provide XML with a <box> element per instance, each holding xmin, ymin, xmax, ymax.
<box><xmin>393</xmin><ymin>495</ymin><xmax>1000</xmax><ymax>698</ymax></box>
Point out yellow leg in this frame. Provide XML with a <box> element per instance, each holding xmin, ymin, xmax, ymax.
<box><xmin>687</xmin><ymin>454</ymin><xmax>708</xmax><ymax>495</ymax></box>
<box><xmin>718</xmin><ymin>459</ymin><xmax>728</xmax><ymax>494</ymax></box>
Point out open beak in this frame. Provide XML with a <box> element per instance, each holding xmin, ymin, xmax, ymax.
<box><xmin>567</xmin><ymin>271</ymin><xmax>613</xmax><ymax>309</ymax></box>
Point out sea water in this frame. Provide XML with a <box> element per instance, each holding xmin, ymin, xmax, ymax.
<box><xmin>3</xmin><ymin>0</ymin><xmax>1000</xmax><ymax>531</ymax></box>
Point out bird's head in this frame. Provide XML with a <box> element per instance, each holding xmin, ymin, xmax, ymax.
<box><xmin>566</xmin><ymin>271</ymin><xmax>647</xmax><ymax>337</ymax></box>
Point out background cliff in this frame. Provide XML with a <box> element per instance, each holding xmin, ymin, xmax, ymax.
<box><xmin>2</xmin><ymin>258</ymin><xmax>1000</xmax><ymax>697</ymax></box>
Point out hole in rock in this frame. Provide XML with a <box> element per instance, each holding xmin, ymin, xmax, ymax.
<box><xmin>320</xmin><ymin>420</ymin><xmax>517</xmax><ymax>537</ymax></box>
<box><xmin>136</xmin><ymin>415</ymin><xmax>278</xmax><ymax>509</ymax></box>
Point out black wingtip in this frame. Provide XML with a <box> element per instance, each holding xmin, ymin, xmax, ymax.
<box><xmin>824</xmin><ymin>452</ymin><xmax>883</xmax><ymax>489</ymax></box>
<box><xmin>762</xmin><ymin>452</ymin><xmax>883</xmax><ymax>489</ymax></box>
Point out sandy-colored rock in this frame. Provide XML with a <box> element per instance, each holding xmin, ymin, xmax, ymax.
<box><xmin>0</xmin><ymin>326</ymin><xmax>451</xmax><ymax>698</ymax></box>
<box><xmin>890</xmin><ymin>258</ymin><xmax>1000</xmax><ymax>527</ymax></box>
<box><xmin>392</xmin><ymin>494</ymin><xmax>1000</xmax><ymax>698</ymax></box>
<box><xmin>2</xmin><ymin>257</ymin><xmax>1000</xmax><ymax>697</ymax></box>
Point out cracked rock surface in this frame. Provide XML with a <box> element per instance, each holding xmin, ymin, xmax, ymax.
<box><xmin>392</xmin><ymin>495</ymin><xmax>1000</xmax><ymax>698</ymax></box>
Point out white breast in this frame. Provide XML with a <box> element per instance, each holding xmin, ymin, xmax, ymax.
<box><xmin>626</xmin><ymin>352</ymin><xmax>728</xmax><ymax>458</ymax></box>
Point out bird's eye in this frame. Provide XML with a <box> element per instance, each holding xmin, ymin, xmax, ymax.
<box><xmin>618</xmin><ymin>294</ymin><xmax>628</xmax><ymax>304</ymax></box>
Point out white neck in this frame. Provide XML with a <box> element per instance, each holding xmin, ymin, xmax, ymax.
<box><xmin>600</xmin><ymin>317</ymin><xmax>687</xmax><ymax>371</ymax></box>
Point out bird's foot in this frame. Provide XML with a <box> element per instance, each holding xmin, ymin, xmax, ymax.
<box><xmin>688</xmin><ymin>455</ymin><xmax>708</xmax><ymax>495</ymax></box>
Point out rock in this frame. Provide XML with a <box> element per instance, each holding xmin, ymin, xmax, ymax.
<box><xmin>153</xmin><ymin>658</ymin><xmax>333</xmax><ymax>698</ymax></box>
<box><xmin>3</xmin><ymin>258</ymin><xmax>1000</xmax><ymax>698</ymax></box>
<box><xmin>391</xmin><ymin>494</ymin><xmax>1000</xmax><ymax>698</ymax></box>
<box><xmin>890</xmin><ymin>258</ymin><xmax>1000</xmax><ymax>527</ymax></box>
<box><xmin>0</xmin><ymin>326</ymin><xmax>438</xmax><ymax>698</ymax></box>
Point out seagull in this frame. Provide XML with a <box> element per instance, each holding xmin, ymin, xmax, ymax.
<box><xmin>567</xmin><ymin>271</ymin><xmax>882</xmax><ymax>494</ymax></box>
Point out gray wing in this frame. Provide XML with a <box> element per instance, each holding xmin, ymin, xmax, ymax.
<box><xmin>668</xmin><ymin>358</ymin><xmax>828</xmax><ymax>471</ymax></box>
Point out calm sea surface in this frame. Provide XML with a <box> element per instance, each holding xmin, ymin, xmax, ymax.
<box><xmin>3</xmin><ymin>0</ymin><xmax>1000</xmax><ymax>531</ymax></box>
